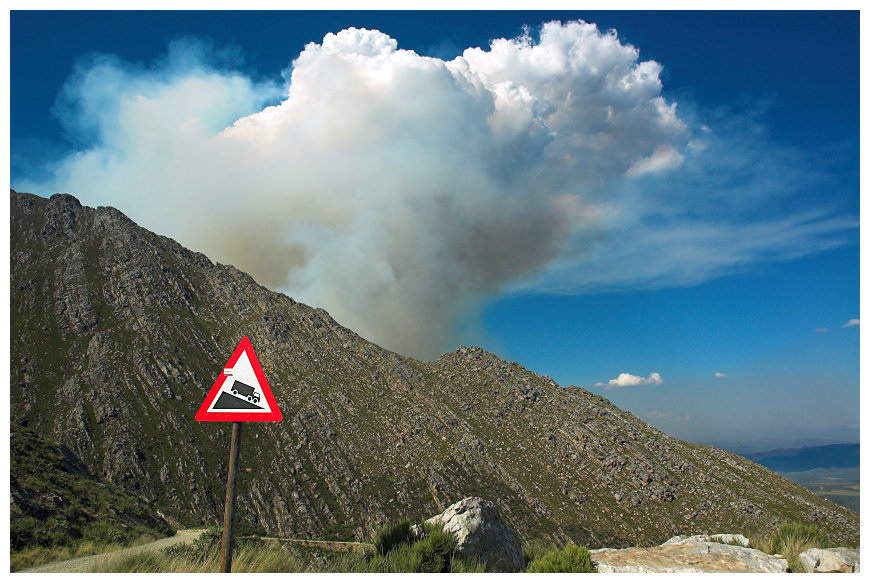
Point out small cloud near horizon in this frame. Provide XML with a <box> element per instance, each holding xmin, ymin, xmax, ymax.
<box><xmin>595</xmin><ymin>372</ymin><xmax>663</xmax><ymax>388</ymax></box>
<box><xmin>646</xmin><ymin>410</ymin><xmax>690</xmax><ymax>421</ymax></box>
<box><xmin>841</xmin><ymin>319</ymin><xmax>859</xmax><ymax>328</ymax></box>
<box><xmin>715</xmin><ymin>372</ymin><xmax>726</xmax><ymax>378</ymax></box>
<box><xmin>815</xmin><ymin>327</ymin><xmax>829</xmax><ymax>333</ymax></box>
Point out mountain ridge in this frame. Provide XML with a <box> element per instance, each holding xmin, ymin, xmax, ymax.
<box><xmin>745</xmin><ymin>444</ymin><xmax>859</xmax><ymax>473</ymax></box>
<box><xmin>10</xmin><ymin>190</ymin><xmax>859</xmax><ymax>548</ymax></box>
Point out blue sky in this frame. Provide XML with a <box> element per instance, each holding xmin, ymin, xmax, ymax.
<box><xmin>10</xmin><ymin>11</ymin><xmax>860</xmax><ymax>451</ymax></box>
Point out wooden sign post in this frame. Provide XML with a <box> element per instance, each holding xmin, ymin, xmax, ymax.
<box><xmin>219</xmin><ymin>421</ymin><xmax>243</xmax><ymax>572</ymax></box>
<box><xmin>196</xmin><ymin>338</ymin><xmax>282</xmax><ymax>572</ymax></box>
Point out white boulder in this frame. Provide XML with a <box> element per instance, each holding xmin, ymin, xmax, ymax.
<box><xmin>424</xmin><ymin>496</ymin><xmax>525</xmax><ymax>572</ymax></box>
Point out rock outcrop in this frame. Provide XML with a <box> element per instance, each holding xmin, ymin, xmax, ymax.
<box><xmin>591</xmin><ymin>535</ymin><xmax>788</xmax><ymax>573</ymax></box>
<box><xmin>799</xmin><ymin>547</ymin><xmax>860</xmax><ymax>573</ymax></box>
<box><xmin>424</xmin><ymin>497</ymin><xmax>524</xmax><ymax>572</ymax></box>
<box><xmin>663</xmin><ymin>533</ymin><xmax>750</xmax><ymax>547</ymax></box>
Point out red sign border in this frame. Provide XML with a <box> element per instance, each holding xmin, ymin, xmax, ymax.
<box><xmin>195</xmin><ymin>337</ymin><xmax>283</xmax><ymax>422</ymax></box>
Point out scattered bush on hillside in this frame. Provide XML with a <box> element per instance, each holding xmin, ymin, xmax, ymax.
<box><xmin>525</xmin><ymin>543</ymin><xmax>594</xmax><ymax>573</ymax></box>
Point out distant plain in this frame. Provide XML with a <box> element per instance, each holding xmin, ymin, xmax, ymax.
<box><xmin>779</xmin><ymin>468</ymin><xmax>859</xmax><ymax>514</ymax></box>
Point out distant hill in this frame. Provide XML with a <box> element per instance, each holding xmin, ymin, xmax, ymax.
<box><xmin>744</xmin><ymin>444</ymin><xmax>859</xmax><ymax>473</ymax></box>
<box><xmin>9</xmin><ymin>190</ymin><xmax>860</xmax><ymax>548</ymax></box>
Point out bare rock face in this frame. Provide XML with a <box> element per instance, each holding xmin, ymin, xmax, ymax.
<box><xmin>799</xmin><ymin>547</ymin><xmax>860</xmax><ymax>573</ymax></box>
<box><xmin>591</xmin><ymin>536</ymin><xmax>788</xmax><ymax>573</ymax></box>
<box><xmin>663</xmin><ymin>533</ymin><xmax>751</xmax><ymax>547</ymax></box>
<box><xmin>425</xmin><ymin>497</ymin><xmax>525</xmax><ymax>572</ymax></box>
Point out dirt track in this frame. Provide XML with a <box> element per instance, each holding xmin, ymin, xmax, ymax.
<box><xmin>19</xmin><ymin>529</ymin><xmax>204</xmax><ymax>573</ymax></box>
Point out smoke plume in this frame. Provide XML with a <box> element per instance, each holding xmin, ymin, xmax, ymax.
<box><xmin>19</xmin><ymin>21</ymin><xmax>855</xmax><ymax>358</ymax></box>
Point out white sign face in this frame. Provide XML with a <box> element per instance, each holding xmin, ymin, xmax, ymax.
<box><xmin>196</xmin><ymin>337</ymin><xmax>282</xmax><ymax>422</ymax></box>
<box><xmin>205</xmin><ymin>350</ymin><xmax>274</xmax><ymax>414</ymax></box>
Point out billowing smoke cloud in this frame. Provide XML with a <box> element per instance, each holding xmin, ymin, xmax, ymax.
<box><xmin>18</xmin><ymin>21</ymin><xmax>856</xmax><ymax>359</ymax></box>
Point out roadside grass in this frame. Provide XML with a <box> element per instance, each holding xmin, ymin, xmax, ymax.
<box><xmin>24</xmin><ymin>525</ymin><xmax>598</xmax><ymax>573</ymax></box>
<box><xmin>84</xmin><ymin>521</ymin><xmax>488</xmax><ymax>573</ymax></box>
<box><xmin>525</xmin><ymin>543</ymin><xmax>594</xmax><ymax>573</ymax></box>
<box><xmin>11</xmin><ymin>533</ymin><xmax>161</xmax><ymax>572</ymax></box>
<box><xmin>92</xmin><ymin>542</ymin><xmax>301</xmax><ymax>573</ymax></box>
<box><xmin>753</xmin><ymin>521</ymin><xmax>833</xmax><ymax>573</ymax></box>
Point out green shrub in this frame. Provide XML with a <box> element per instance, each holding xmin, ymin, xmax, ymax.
<box><xmin>378</xmin><ymin>543</ymin><xmax>424</xmax><ymax>572</ymax></box>
<box><xmin>755</xmin><ymin>521</ymin><xmax>832</xmax><ymax>573</ymax></box>
<box><xmin>767</xmin><ymin>521</ymin><xmax>831</xmax><ymax>552</ymax></box>
<box><xmin>83</xmin><ymin>522</ymin><xmax>129</xmax><ymax>545</ymax></box>
<box><xmin>449</xmin><ymin>557</ymin><xmax>487</xmax><ymax>573</ymax></box>
<box><xmin>523</xmin><ymin>540</ymin><xmax>558</xmax><ymax>564</ymax></box>
<box><xmin>412</xmin><ymin>523</ymin><xmax>454</xmax><ymax>572</ymax></box>
<box><xmin>418</xmin><ymin>522</ymin><xmax>453</xmax><ymax>555</ymax></box>
<box><xmin>373</xmin><ymin>519</ymin><xmax>412</xmax><ymax>556</ymax></box>
<box><xmin>525</xmin><ymin>544</ymin><xmax>594</xmax><ymax>573</ymax></box>
<box><xmin>367</xmin><ymin>520</ymin><xmax>471</xmax><ymax>573</ymax></box>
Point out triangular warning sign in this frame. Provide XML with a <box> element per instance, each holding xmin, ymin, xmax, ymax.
<box><xmin>196</xmin><ymin>337</ymin><xmax>282</xmax><ymax>422</ymax></box>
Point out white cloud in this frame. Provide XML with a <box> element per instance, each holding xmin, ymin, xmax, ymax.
<box><xmin>647</xmin><ymin>410</ymin><xmax>667</xmax><ymax>418</ymax></box>
<box><xmin>16</xmin><ymin>21</ymin><xmax>858</xmax><ymax>359</ymax></box>
<box><xmin>715</xmin><ymin>372</ymin><xmax>726</xmax><ymax>378</ymax></box>
<box><xmin>815</xmin><ymin>327</ymin><xmax>829</xmax><ymax>333</ymax></box>
<box><xmin>842</xmin><ymin>319</ymin><xmax>860</xmax><ymax>328</ymax></box>
<box><xmin>626</xmin><ymin>145</ymin><xmax>685</xmax><ymax>176</ymax></box>
<box><xmin>596</xmin><ymin>372</ymin><xmax>663</xmax><ymax>388</ymax></box>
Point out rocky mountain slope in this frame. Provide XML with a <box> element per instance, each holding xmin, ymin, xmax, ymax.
<box><xmin>10</xmin><ymin>190</ymin><xmax>859</xmax><ymax>548</ymax></box>
<box><xmin>10</xmin><ymin>422</ymin><xmax>174</xmax><ymax>549</ymax></box>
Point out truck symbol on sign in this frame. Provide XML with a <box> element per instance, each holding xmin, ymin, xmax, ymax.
<box><xmin>230</xmin><ymin>380</ymin><xmax>260</xmax><ymax>404</ymax></box>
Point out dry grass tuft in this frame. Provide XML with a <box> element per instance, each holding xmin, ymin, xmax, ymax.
<box><xmin>754</xmin><ymin>521</ymin><xmax>832</xmax><ymax>572</ymax></box>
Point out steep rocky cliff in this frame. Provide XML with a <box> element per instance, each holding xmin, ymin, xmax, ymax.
<box><xmin>10</xmin><ymin>190</ymin><xmax>859</xmax><ymax>548</ymax></box>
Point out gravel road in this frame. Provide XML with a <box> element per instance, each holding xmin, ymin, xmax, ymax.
<box><xmin>19</xmin><ymin>529</ymin><xmax>204</xmax><ymax>573</ymax></box>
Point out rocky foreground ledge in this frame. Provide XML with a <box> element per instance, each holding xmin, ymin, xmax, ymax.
<box><xmin>798</xmin><ymin>547</ymin><xmax>861</xmax><ymax>574</ymax></box>
<box><xmin>418</xmin><ymin>498</ymin><xmax>859</xmax><ymax>573</ymax></box>
<box><xmin>591</xmin><ymin>534</ymin><xmax>788</xmax><ymax>573</ymax></box>
<box><xmin>590</xmin><ymin>534</ymin><xmax>860</xmax><ymax>573</ymax></box>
